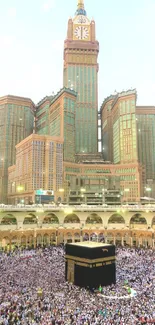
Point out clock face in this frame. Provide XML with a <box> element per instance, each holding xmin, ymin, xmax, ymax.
<box><xmin>74</xmin><ymin>26</ymin><xmax>89</xmax><ymax>40</ymax></box>
<box><xmin>82</xmin><ymin>26</ymin><xmax>89</xmax><ymax>39</ymax></box>
<box><xmin>74</xmin><ymin>26</ymin><xmax>82</xmax><ymax>40</ymax></box>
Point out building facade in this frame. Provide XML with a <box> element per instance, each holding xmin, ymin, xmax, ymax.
<box><xmin>0</xmin><ymin>95</ymin><xmax>35</xmax><ymax>204</ymax></box>
<box><xmin>101</xmin><ymin>90</ymin><xmax>138</xmax><ymax>164</ymax></box>
<box><xmin>63</xmin><ymin>0</ymin><xmax>99</xmax><ymax>154</ymax></box>
<box><xmin>36</xmin><ymin>88</ymin><xmax>77</xmax><ymax>163</ymax></box>
<box><xmin>136</xmin><ymin>106</ymin><xmax>155</xmax><ymax>198</ymax></box>
<box><xmin>0</xmin><ymin>206</ymin><xmax>154</xmax><ymax>249</ymax></box>
<box><xmin>64</xmin><ymin>160</ymin><xmax>142</xmax><ymax>204</ymax></box>
<box><xmin>48</xmin><ymin>88</ymin><xmax>77</xmax><ymax>162</ymax></box>
<box><xmin>101</xmin><ymin>94</ymin><xmax>155</xmax><ymax>200</ymax></box>
<box><xmin>8</xmin><ymin>134</ymin><xmax>63</xmax><ymax>204</ymax></box>
<box><xmin>36</xmin><ymin>96</ymin><xmax>53</xmax><ymax>135</ymax></box>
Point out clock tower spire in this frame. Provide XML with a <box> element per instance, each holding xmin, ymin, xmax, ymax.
<box><xmin>76</xmin><ymin>0</ymin><xmax>87</xmax><ymax>16</ymax></box>
<box><xmin>63</xmin><ymin>1</ymin><xmax>99</xmax><ymax>154</ymax></box>
<box><xmin>77</xmin><ymin>0</ymin><xmax>84</xmax><ymax>10</ymax></box>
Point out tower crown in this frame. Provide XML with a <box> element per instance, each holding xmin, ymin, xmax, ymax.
<box><xmin>75</xmin><ymin>0</ymin><xmax>87</xmax><ymax>16</ymax></box>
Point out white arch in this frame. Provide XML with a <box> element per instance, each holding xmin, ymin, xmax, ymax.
<box><xmin>43</xmin><ymin>213</ymin><xmax>59</xmax><ymax>224</ymax></box>
<box><xmin>86</xmin><ymin>213</ymin><xmax>103</xmax><ymax>224</ymax></box>
<box><xmin>108</xmin><ymin>214</ymin><xmax>125</xmax><ymax>224</ymax></box>
<box><xmin>64</xmin><ymin>214</ymin><xmax>80</xmax><ymax>223</ymax></box>
<box><xmin>1</xmin><ymin>214</ymin><xmax>17</xmax><ymax>225</ymax></box>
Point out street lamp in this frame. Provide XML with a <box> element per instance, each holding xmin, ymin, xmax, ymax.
<box><xmin>146</xmin><ymin>187</ymin><xmax>151</xmax><ymax>192</ymax></box>
<box><xmin>17</xmin><ymin>186</ymin><xmax>24</xmax><ymax>192</ymax></box>
<box><xmin>80</xmin><ymin>188</ymin><xmax>86</xmax><ymax>193</ymax></box>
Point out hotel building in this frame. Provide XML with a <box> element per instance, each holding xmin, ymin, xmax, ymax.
<box><xmin>8</xmin><ymin>134</ymin><xmax>63</xmax><ymax>204</ymax></box>
<box><xmin>100</xmin><ymin>91</ymin><xmax>155</xmax><ymax>199</ymax></box>
<box><xmin>0</xmin><ymin>95</ymin><xmax>35</xmax><ymax>204</ymax></box>
<box><xmin>36</xmin><ymin>88</ymin><xmax>77</xmax><ymax>163</ymax></box>
<box><xmin>101</xmin><ymin>89</ymin><xmax>138</xmax><ymax>164</ymax></box>
<box><xmin>136</xmin><ymin>106</ymin><xmax>155</xmax><ymax>198</ymax></box>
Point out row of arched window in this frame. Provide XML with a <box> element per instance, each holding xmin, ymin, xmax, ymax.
<box><xmin>0</xmin><ymin>213</ymin><xmax>155</xmax><ymax>226</ymax></box>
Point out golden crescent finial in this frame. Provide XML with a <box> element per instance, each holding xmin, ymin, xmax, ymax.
<box><xmin>77</xmin><ymin>0</ymin><xmax>84</xmax><ymax>10</ymax></box>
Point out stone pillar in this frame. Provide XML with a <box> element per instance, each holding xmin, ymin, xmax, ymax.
<box><xmin>41</xmin><ymin>236</ymin><xmax>44</xmax><ymax>247</ymax></box>
<box><xmin>17</xmin><ymin>221</ymin><xmax>23</xmax><ymax>230</ymax></box>
<box><xmin>17</xmin><ymin>237</ymin><xmax>20</xmax><ymax>249</ymax></box>
<box><xmin>113</xmin><ymin>237</ymin><xmax>116</xmax><ymax>245</ymax></box>
<box><xmin>34</xmin><ymin>235</ymin><xmax>36</xmax><ymax>248</ymax></box>
<box><xmin>25</xmin><ymin>237</ymin><xmax>27</xmax><ymax>249</ymax></box>
<box><xmin>130</xmin><ymin>237</ymin><xmax>133</xmax><ymax>247</ymax></box>
<box><xmin>121</xmin><ymin>237</ymin><xmax>124</xmax><ymax>246</ymax></box>
<box><xmin>9</xmin><ymin>240</ymin><xmax>12</xmax><ymax>252</ymax></box>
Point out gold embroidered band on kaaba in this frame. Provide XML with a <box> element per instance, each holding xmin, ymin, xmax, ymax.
<box><xmin>65</xmin><ymin>255</ymin><xmax>115</xmax><ymax>268</ymax></box>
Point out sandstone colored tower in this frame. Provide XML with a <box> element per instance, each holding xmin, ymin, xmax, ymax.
<box><xmin>63</xmin><ymin>0</ymin><xmax>99</xmax><ymax>154</ymax></box>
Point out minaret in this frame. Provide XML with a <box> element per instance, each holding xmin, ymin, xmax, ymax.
<box><xmin>63</xmin><ymin>0</ymin><xmax>99</xmax><ymax>155</ymax></box>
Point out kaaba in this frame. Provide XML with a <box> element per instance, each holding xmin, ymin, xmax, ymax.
<box><xmin>65</xmin><ymin>242</ymin><xmax>116</xmax><ymax>288</ymax></box>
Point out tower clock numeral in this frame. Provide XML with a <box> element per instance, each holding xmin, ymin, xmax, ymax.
<box><xmin>74</xmin><ymin>26</ymin><xmax>82</xmax><ymax>39</ymax></box>
<box><xmin>82</xmin><ymin>27</ymin><xmax>89</xmax><ymax>39</ymax></box>
<box><xmin>74</xmin><ymin>26</ymin><xmax>89</xmax><ymax>40</ymax></box>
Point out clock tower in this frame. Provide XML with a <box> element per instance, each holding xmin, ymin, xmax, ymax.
<box><xmin>63</xmin><ymin>0</ymin><xmax>99</xmax><ymax>154</ymax></box>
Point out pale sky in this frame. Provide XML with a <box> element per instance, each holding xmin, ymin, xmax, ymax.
<box><xmin>0</xmin><ymin>0</ymin><xmax>155</xmax><ymax>107</ymax></box>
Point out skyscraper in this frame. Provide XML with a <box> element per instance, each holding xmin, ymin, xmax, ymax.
<box><xmin>136</xmin><ymin>106</ymin><xmax>155</xmax><ymax>198</ymax></box>
<box><xmin>101</xmin><ymin>90</ymin><xmax>138</xmax><ymax>164</ymax></box>
<box><xmin>100</xmin><ymin>90</ymin><xmax>142</xmax><ymax>202</ymax></box>
<box><xmin>63</xmin><ymin>0</ymin><xmax>99</xmax><ymax>154</ymax></box>
<box><xmin>8</xmin><ymin>134</ymin><xmax>63</xmax><ymax>204</ymax></box>
<box><xmin>0</xmin><ymin>95</ymin><xmax>35</xmax><ymax>203</ymax></box>
<box><xmin>36</xmin><ymin>88</ymin><xmax>77</xmax><ymax>162</ymax></box>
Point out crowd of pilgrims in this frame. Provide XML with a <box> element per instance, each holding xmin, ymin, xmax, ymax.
<box><xmin>0</xmin><ymin>244</ymin><xmax>154</xmax><ymax>325</ymax></box>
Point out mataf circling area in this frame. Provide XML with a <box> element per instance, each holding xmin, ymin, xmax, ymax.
<box><xmin>0</xmin><ymin>246</ymin><xmax>154</xmax><ymax>324</ymax></box>
<box><xmin>98</xmin><ymin>287</ymin><xmax>137</xmax><ymax>300</ymax></box>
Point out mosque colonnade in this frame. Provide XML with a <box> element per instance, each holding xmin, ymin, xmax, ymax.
<box><xmin>0</xmin><ymin>209</ymin><xmax>154</xmax><ymax>249</ymax></box>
